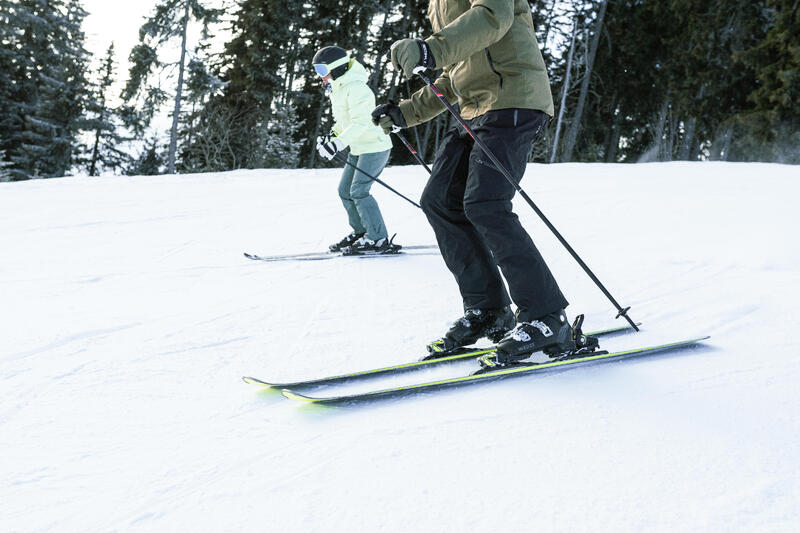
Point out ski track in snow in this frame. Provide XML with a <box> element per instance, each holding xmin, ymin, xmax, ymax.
<box><xmin>1</xmin><ymin>163</ymin><xmax>799</xmax><ymax>532</ymax></box>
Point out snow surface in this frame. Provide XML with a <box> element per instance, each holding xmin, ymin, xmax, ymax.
<box><xmin>1</xmin><ymin>162</ymin><xmax>799</xmax><ymax>532</ymax></box>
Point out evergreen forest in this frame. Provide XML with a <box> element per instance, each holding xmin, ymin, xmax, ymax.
<box><xmin>1</xmin><ymin>0</ymin><xmax>798</xmax><ymax>180</ymax></box>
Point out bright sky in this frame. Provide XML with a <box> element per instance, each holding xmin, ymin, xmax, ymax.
<box><xmin>82</xmin><ymin>1</ymin><xmax>155</xmax><ymax>80</ymax></box>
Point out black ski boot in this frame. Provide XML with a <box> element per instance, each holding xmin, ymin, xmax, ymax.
<box><xmin>426</xmin><ymin>307</ymin><xmax>515</xmax><ymax>357</ymax></box>
<box><xmin>494</xmin><ymin>309</ymin><xmax>576</xmax><ymax>364</ymax></box>
<box><xmin>330</xmin><ymin>232</ymin><xmax>365</xmax><ymax>252</ymax></box>
<box><xmin>342</xmin><ymin>234</ymin><xmax>402</xmax><ymax>255</ymax></box>
<box><xmin>480</xmin><ymin>312</ymin><xmax>601</xmax><ymax>369</ymax></box>
<box><xmin>328</xmin><ymin>232</ymin><xmax>364</xmax><ymax>252</ymax></box>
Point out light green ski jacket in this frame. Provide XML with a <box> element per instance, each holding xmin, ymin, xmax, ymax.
<box><xmin>330</xmin><ymin>60</ymin><xmax>393</xmax><ymax>156</ymax></box>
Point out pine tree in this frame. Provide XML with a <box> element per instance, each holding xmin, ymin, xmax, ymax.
<box><xmin>177</xmin><ymin>53</ymin><xmax>226</xmax><ymax>173</ymax></box>
<box><xmin>258</xmin><ymin>102</ymin><xmax>305</xmax><ymax>169</ymax></box>
<box><xmin>0</xmin><ymin>0</ymin><xmax>91</xmax><ymax>179</ymax></box>
<box><xmin>0</xmin><ymin>0</ymin><xmax>18</xmax><ymax>164</ymax></box>
<box><xmin>0</xmin><ymin>149</ymin><xmax>11</xmax><ymax>181</ymax></box>
<box><xmin>84</xmin><ymin>43</ymin><xmax>131</xmax><ymax>176</ymax></box>
<box><xmin>561</xmin><ymin>0</ymin><xmax>609</xmax><ymax>162</ymax></box>
<box><xmin>213</xmin><ymin>0</ymin><xmax>307</xmax><ymax>170</ymax></box>
<box><xmin>0</xmin><ymin>0</ymin><xmax>29</xmax><ymax>179</ymax></box>
<box><xmin>127</xmin><ymin>137</ymin><xmax>164</xmax><ymax>176</ymax></box>
<box><xmin>737</xmin><ymin>0</ymin><xmax>800</xmax><ymax>163</ymax></box>
<box><xmin>123</xmin><ymin>0</ymin><xmax>221</xmax><ymax>174</ymax></box>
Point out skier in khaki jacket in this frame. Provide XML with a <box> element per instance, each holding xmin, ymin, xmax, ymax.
<box><xmin>372</xmin><ymin>0</ymin><xmax>573</xmax><ymax>364</ymax></box>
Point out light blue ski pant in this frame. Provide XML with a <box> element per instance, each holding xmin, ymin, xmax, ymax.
<box><xmin>337</xmin><ymin>149</ymin><xmax>391</xmax><ymax>241</ymax></box>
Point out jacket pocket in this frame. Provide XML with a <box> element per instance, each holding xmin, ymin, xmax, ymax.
<box><xmin>485</xmin><ymin>48</ymin><xmax>504</xmax><ymax>90</ymax></box>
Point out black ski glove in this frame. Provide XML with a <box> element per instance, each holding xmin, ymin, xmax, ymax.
<box><xmin>390</xmin><ymin>38</ymin><xmax>436</xmax><ymax>78</ymax></box>
<box><xmin>372</xmin><ymin>102</ymin><xmax>407</xmax><ymax>135</ymax></box>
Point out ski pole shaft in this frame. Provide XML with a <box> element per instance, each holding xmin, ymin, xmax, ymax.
<box><xmin>414</xmin><ymin>69</ymin><xmax>638</xmax><ymax>331</ymax></box>
<box><xmin>392</xmin><ymin>127</ymin><xmax>432</xmax><ymax>174</ymax></box>
<box><xmin>333</xmin><ymin>153</ymin><xmax>421</xmax><ymax>209</ymax></box>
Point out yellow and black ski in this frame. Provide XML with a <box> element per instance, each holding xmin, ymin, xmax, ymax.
<box><xmin>280</xmin><ymin>337</ymin><xmax>710</xmax><ymax>405</ymax></box>
<box><xmin>242</xmin><ymin>322</ymin><xmax>640</xmax><ymax>389</ymax></box>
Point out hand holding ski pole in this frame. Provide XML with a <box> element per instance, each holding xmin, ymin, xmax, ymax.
<box><xmin>316</xmin><ymin>134</ymin><xmax>344</xmax><ymax>161</ymax></box>
<box><xmin>389</xmin><ymin>39</ymin><xmax>436</xmax><ymax>78</ymax></box>
<box><xmin>371</xmin><ymin>102</ymin><xmax>406</xmax><ymax>135</ymax></box>
<box><xmin>372</xmin><ymin>102</ymin><xmax>432</xmax><ymax>174</ymax></box>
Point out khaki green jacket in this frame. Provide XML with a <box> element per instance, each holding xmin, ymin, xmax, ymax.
<box><xmin>399</xmin><ymin>0</ymin><xmax>554</xmax><ymax>127</ymax></box>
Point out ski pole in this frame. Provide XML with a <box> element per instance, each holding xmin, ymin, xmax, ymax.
<box><xmin>412</xmin><ymin>68</ymin><xmax>639</xmax><ymax>331</ymax></box>
<box><xmin>332</xmin><ymin>152</ymin><xmax>421</xmax><ymax>209</ymax></box>
<box><xmin>392</xmin><ymin>126</ymin><xmax>432</xmax><ymax>174</ymax></box>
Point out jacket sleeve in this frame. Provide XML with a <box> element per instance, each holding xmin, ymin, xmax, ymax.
<box><xmin>398</xmin><ymin>68</ymin><xmax>456</xmax><ymax>127</ymax></box>
<box><xmin>334</xmin><ymin>84</ymin><xmax>378</xmax><ymax>148</ymax></box>
<box><xmin>424</xmin><ymin>0</ymin><xmax>514</xmax><ymax>68</ymax></box>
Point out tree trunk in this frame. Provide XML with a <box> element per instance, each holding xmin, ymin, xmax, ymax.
<box><xmin>89</xmin><ymin>94</ymin><xmax>106</xmax><ymax>177</ymax></box>
<box><xmin>282</xmin><ymin>33</ymin><xmax>300</xmax><ymax>106</ymax></box>
<box><xmin>605</xmin><ymin>124</ymin><xmax>620</xmax><ymax>162</ymax></box>
<box><xmin>387</xmin><ymin>69</ymin><xmax>399</xmax><ymax>102</ymax></box>
<box><xmin>370</xmin><ymin>8</ymin><xmax>392</xmax><ymax>93</ymax></box>
<box><xmin>679</xmin><ymin>117</ymin><xmax>696</xmax><ymax>160</ymax></box>
<box><xmin>665</xmin><ymin>106</ymin><xmax>678</xmax><ymax>161</ymax></box>
<box><xmin>602</xmin><ymin>93</ymin><xmax>619</xmax><ymax>162</ymax></box>
<box><xmin>550</xmin><ymin>19</ymin><xmax>577</xmax><ymax>164</ymax></box>
<box><xmin>561</xmin><ymin>0</ymin><xmax>608</xmax><ymax>162</ymax></box>
<box><xmin>308</xmin><ymin>98</ymin><xmax>325</xmax><ymax>168</ymax></box>
<box><xmin>720</xmin><ymin>126</ymin><xmax>733</xmax><ymax>161</ymax></box>
<box><xmin>679</xmin><ymin>83</ymin><xmax>705</xmax><ymax>160</ymax></box>
<box><xmin>167</xmin><ymin>1</ymin><xmax>190</xmax><ymax>175</ymax></box>
<box><xmin>653</xmin><ymin>99</ymin><xmax>669</xmax><ymax>161</ymax></box>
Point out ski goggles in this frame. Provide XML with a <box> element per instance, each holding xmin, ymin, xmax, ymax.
<box><xmin>313</xmin><ymin>55</ymin><xmax>350</xmax><ymax>77</ymax></box>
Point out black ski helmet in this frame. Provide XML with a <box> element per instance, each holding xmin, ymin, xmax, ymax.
<box><xmin>313</xmin><ymin>46</ymin><xmax>351</xmax><ymax>80</ymax></box>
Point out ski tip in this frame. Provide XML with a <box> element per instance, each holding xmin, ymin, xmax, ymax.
<box><xmin>680</xmin><ymin>335</ymin><xmax>710</xmax><ymax>343</ymax></box>
<box><xmin>243</xmin><ymin>376</ymin><xmax>274</xmax><ymax>387</ymax></box>
<box><xmin>281</xmin><ymin>389</ymin><xmax>318</xmax><ymax>403</ymax></box>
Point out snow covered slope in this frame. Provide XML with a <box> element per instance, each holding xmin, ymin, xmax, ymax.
<box><xmin>1</xmin><ymin>162</ymin><xmax>798</xmax><ymax>532</ymax></box>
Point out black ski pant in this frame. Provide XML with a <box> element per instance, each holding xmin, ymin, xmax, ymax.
<box><xmin>420</xmin><ymin>108</ymin><xmax>568</xmax><ymax>321</ymax></box>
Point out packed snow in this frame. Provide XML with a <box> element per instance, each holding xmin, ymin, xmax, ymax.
<box><xmin>1</xmin><ymin>161</ymin><xmax>798</xmax><ymax>532</ymax></box>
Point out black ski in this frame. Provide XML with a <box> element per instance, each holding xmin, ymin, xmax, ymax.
<box><xmin>280</xmin><ymin>337</ymin><xmax>710</xmax><ymax>404</ymax></box>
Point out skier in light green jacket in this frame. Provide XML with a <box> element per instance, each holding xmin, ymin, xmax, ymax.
<box><xmin>314</xmin><ymin>46</ymin><xmax>400</xmax><ymax>255</ymax></box>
